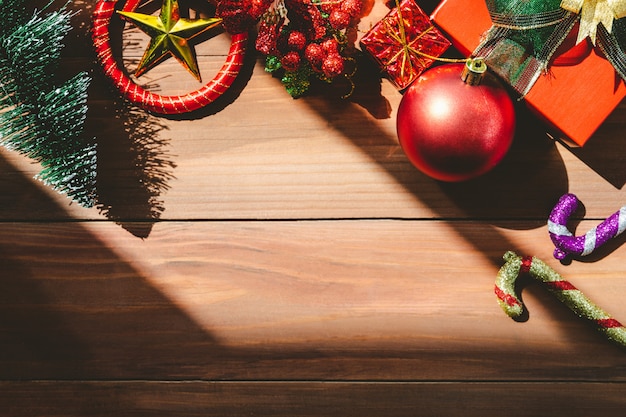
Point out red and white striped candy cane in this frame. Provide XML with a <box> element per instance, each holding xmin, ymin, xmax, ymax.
<box><xmin>494</xmin><ymin>251</ymin><xmax>626</xmax><ymax>348</ymax></box>
<box><xmin>548</xmin><ymin>193</ymin><xmax>626</xmax><ymax>261</ymax></box>
<box><xmin>91</xmin><ymin>0</ymin><xmax>247</xmax><ymax>114</ymax></box>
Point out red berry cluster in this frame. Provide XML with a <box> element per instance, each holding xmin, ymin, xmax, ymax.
<box><xmin>217</xmin><ymin>0</ymin><xmax>275</xmax><ymax>34</ymax></box>
<box><xmin>322</xmin><ymin>0</ymin><xmax>362</xmax><ymax>30</ymax></box>
<box><xmin>255</xmin><ymin>0</ymin><xmax>364</xmax><ymax>95</ymax></box>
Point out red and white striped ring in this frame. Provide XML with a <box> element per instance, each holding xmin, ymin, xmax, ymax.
<box><xmin>91</xmin><ymin>0</ymin><xmax>247</xmax><ymax>114</ymax></box>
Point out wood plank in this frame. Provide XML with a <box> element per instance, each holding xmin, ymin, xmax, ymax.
<box><xmin>2</xmin><ymin>95</ymin><xmax>625</xmax><ymax>222</ymax></box>
<box><xmin>1</xmin><ymin>220</ymin><xmax>625</xmax><ymax>380</ymax></box>
<box><xmin>1</xmin><ymin>381</ymin><xmax>625</xmax><ymax>417</ymax></box>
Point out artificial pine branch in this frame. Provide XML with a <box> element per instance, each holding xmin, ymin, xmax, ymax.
<box><xmin>0</xmin><ymin>0</ymin><xmax>96</xmax><ymax>207</ymax></box>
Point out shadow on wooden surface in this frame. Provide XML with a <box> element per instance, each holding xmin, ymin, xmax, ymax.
<box><xmin>2</xmin><ymin>152</ymin><xmax>626</xmax><ymax>404</ymax></box>
<box><xmin>88</xmin><ymin>98</ymin><xmax>176</xmax><ymax>238</ymax></box>
<box><xmin>299</xmin><ymin>88</ymin><xmax>568</xmax><ymax>269</ymax></box>
<box><xmin>0</xmin><ymin>177</ymin><xmax>223</xmax><ymax>379</ymax></box>
<box><xmin>1</xmin><ymin>160</ymin><xmax>624</xmax><ymax>381</ymax></box>
<box><xmin>565</xmin><ymin>109</ymin><xmax>626</xmax><ymax>189</ymax></box>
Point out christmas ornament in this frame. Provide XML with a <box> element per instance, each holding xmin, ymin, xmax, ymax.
<box><xmin>117</xmin><ymin>0</ymin><xmax>223</xmax><ymax>81</ymax></box>
<box><xmin>548</xmin><ymin>193</ymin><xmax>626</xmax><ymax>261</ymax></box>
<box><xmin>0</xmin><ymin>0</ymin><xmax>96</xmax><ymax>207</ymax></box>
<box><xmin>254</xmin><ymin>0</ymin><xmax>364</xmax><ymax>98</ymax></box>
<box><xmin>360</xmin><ymin>0</ymin><xmax>451</xmax><ymax>90</ymax></box>
<box><xmin>92</xmin><ymin>0</ymin><xmax>248</xmax><ymax>114</ymax></box>
<box><xmin>396</xmin><ymin>59</ymin><xmax>515</xmax><ymax>182</ymax></box>
<box><xmin>495</xmin><ymin>251</ymin><xmax>626</xmax><ymax>348</ymax></box>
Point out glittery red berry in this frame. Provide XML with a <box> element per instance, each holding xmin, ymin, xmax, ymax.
<box><xmin>280</xmin><ymin>51</ymin><xmax>302</xmax><ymax>72</ymax></box>
<box><xmin>287</xmin><ymin>31</ymin><xmax>307</xmax><ymax>51</ymax></box>
<box><xmin>250</xmin><ymin>0</ymin><xmax>275</xmax><ymax>19</ymax></box>
<box><xmin>256</xmin><ymin>19</ymin><xmax>282</xmax><ymax>55</ymax></box>
<box><xmin>312</xmin><ymin>21</ymin><xmax>327</xmax><ymax>40</ymax></box>
<box><xmin>321</xmin><ymin>38</ymin><xmax>339</xmax><ymax>54</ymax></box>
<box><xmin>329</xmin><ymin>9</ymin><xmax>351</xmax><ymax>30</ymax></box>
<box><xmin>340</xmin><ymin>0</ymin><xmax>362</xmax><ymax>17</ymax></box>
<box><xmin>322</xmin><ymin>54</ymin><xmax>344</xmax><ymax>78</ymax></box>
<box><xmin>217</xmin><ymin>0</ymin><xmax>274</xmax><ymax>34</ymax></box>
<box><xmin>305</xmin><ymin>42</ymin><xmax>324</xmax><ymax>67</ymax></box>
<box><xmin>319</xmin><ymin>1</ymin><xmax>336</xmax><ymax>13</ymax></box>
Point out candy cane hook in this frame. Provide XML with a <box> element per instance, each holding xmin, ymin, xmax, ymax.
<box><xmin>494</xmin><ymin>251</ymin><xmax>626</xmax><ymax>348</ymax></box>
<box><xmin>548</xmin><ymin>193</ymin><xmax>626</xmax><ymax>261</ymax></box>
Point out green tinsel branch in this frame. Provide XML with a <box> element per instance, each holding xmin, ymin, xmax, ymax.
<box><xmin>0</xmin><ymin>0</ymin><xmax>96</xmax><ymax>207</ymax></box>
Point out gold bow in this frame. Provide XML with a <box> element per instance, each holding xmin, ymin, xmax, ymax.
<box><xmin>561</xmin><ymin>0</ymin><xmax>626</xmax><ymax>44</ymax></box>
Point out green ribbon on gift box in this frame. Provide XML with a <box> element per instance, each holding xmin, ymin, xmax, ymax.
<box><xmin>473</xmin><ymin>0</ymin><xmax>626</xmax><ymax>96</ymax></box>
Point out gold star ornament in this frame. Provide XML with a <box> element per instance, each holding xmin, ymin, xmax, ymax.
<box><xmin>118</xmin><ymin>0</ymin><xmax>223</xmax><ymax>81</ymax></box>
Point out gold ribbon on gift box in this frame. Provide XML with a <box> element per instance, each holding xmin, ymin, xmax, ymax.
<box><xmin>385</xmin><ymin>20</ymin><xmax>438</xmax><ymax>81</ymax></box>
<box><xmin>561</xmin><ymin>0</ymin><xmax>626</xmax><ymax>44</ymax></box>
<box><xmin>384</xmin><ymin>0</ymin><xmax>459</xmax><ymax>83</ymax></box>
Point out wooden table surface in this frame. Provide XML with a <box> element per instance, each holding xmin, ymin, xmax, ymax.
<box><xmin>2</xmin><ymin>0</ymin><xmax>626</xmax><ymax>415</ymax></box>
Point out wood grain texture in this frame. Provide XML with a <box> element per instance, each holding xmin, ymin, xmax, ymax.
<box><xmin>1</xmin><ymin>221</ymin><xmax>625</xmax><ymax>381</ymax></box>
<box><xmin>1</xmin><ymin>0</ymin><xmax>625</xmax><ymax>415</ymax></box>
<box><xmin>2</xmin><ymin>381</ymin><xmax>626</xmax><ymax>417</ymax></box>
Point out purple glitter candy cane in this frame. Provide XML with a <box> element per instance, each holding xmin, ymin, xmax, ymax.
<box><xmin>548</xmin><ymin>193</ymin><xmax>626</xmax><ymax>261</ymax></box>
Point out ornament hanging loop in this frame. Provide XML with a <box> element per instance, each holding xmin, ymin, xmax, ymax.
<box><xmin>461</xmin><ymin>57</ymin><xmax>487</xmax><ymax>86</ymax></box>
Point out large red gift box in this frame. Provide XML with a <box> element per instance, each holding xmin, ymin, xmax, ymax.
<box><xmin>431</xmin><ymin>0</ymin><xmax>626</xmax><ymax>146</ymax></box>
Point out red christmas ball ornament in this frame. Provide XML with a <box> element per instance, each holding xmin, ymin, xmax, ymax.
<box><xmin>396</xmin><ymin>60</ymin><xmax>516</xmax><ymax>182</ymax></box>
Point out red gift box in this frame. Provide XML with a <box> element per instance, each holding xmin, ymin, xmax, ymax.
<box><xmin>360</xmin><ymin>0</ymin><xmax>451</xmax><ymax>90</ymax></box>
<box><xmin>431</xmin><ymin>0</ymin><xmax>626</xmax><ymax>146</ymax></box>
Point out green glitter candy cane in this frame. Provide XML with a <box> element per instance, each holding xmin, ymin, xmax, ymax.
<box><xmin>495</xmin><ymin>251</ymin><xmax>626</xmax><ymax>348</ymax></box>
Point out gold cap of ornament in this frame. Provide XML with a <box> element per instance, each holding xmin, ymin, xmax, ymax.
<box><xmin>461</xmin><ymin>58</ymin><xmax>487</xmax><ymax>86</ymax></box>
